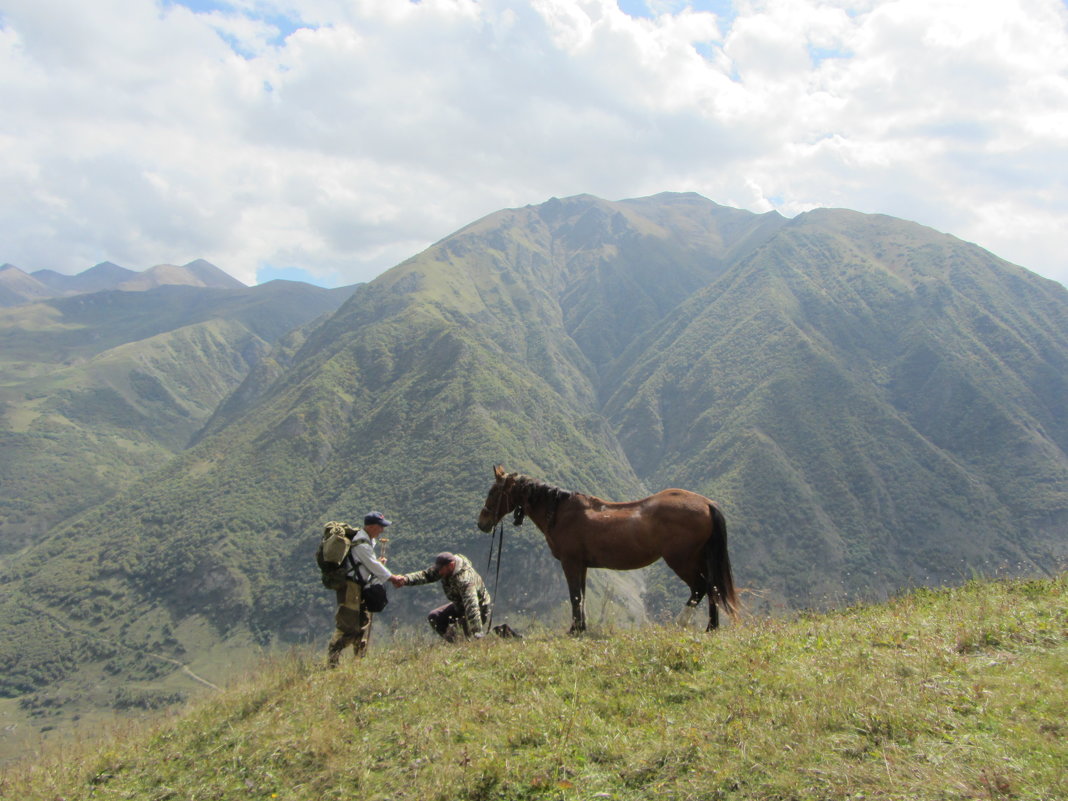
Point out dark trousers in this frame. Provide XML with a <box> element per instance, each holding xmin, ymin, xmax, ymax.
<box><xmin>428</xmin><ymin>602</ymin><xmax>490</xmax><ymax>641</ymax></box>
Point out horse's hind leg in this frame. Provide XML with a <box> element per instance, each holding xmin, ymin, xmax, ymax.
<box><xmin>664</xmin><ymin>552</ymin><xmax>706</xmax><ymax>627</ymax></box>
<box><xmin>690</xmin><ymin>570</ymin><xmax>720</xmax><ymax>631</ymax></box>
<box><xmin>707</xmin><ymin>594</ymin><xmax>720</xmax><ymax>631</ymax></box>
<box><xmin>668</xmin><ymin>542</ymin><xmax>722</xmax><ymax>631</ymax></box>
<box><xmin>676</xmin><ymin>586</ymin><xmax>705</xmax><ymax>627</ymax></box>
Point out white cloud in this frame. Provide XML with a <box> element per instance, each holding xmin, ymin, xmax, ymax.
<box><xmin>0</xmin><ymin>0</ymin><xmax>1066</xmax><ymax>288</ymax></box>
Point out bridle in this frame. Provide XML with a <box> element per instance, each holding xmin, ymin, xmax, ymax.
<box><xmin>481</xmin><ymin>481</ymin><xmax>525</xmax><ymax>528</ymax></box>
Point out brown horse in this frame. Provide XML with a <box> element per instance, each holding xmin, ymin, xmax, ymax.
<box><xmin>477</xmin><ymin>465</ymin><xmax>738</xmax><ymax>633</ymax></box>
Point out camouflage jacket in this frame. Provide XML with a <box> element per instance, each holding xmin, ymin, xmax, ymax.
<box><xmin>402</xmin><ymin>554</ymin><xmax>491</xmax><ymax>636</ymax></box>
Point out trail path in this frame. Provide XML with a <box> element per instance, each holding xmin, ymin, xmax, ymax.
<box><xmin>24</xmin><ymin>599</ymin><xmax>222</xmax><ymax>692</ymax></box>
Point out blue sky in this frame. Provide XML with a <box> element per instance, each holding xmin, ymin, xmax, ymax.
<box><xmin>160</xmin><ymin>0</ymin><xmax>307</xmax><ymax>53</ymax></box>
<box><xmin>619</xmin><ymin>0</ymin><xmax>734</xmax><ymax>18</ymax></box>
<box><xmin>3</xmin><ymin>0</ymin><xmax>1067</xmax><ymax>289</ymax></box>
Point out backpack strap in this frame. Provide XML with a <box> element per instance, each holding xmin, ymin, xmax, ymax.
<box><xmin>347</xmin><ymin>530</ymin><xmax>373</xmax><ymax>585</ymax></box>
<box><xmin>343</xmin><ymin>549</ymin><xmax>364</xmax><ymax>585</ymax></box>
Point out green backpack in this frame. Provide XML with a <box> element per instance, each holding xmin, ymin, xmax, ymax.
<box><xmin>316</xmin><ymin>521</ymin><xmax>360</xmax><ymax>590</ymax></box>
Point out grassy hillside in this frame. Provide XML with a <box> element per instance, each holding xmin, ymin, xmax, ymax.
<box><xmin>0</xmin><ymin>282</ymin><xmax>354</xmax><ymax>551</ymax></box>
<box><xmin>4</xmin><ymin>574</ymin><xmax>1065</xmax><ymax>800</ymax></box>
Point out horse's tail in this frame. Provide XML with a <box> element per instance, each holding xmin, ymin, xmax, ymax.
<box><xmin>706</xmin><ymin>504</ymin><xmax>739</xmax><ymax>617</ymax></box>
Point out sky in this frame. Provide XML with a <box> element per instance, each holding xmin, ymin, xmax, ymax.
<box><xmin>1</xmin><ymin>0</ymin><xmax>1066</xmax><ymax>289</ymax></box>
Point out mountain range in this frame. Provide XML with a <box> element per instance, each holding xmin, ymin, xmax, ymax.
<box><xmin>0</xmin><ymin>259</ymin><xmax>245</xmax><ymax>306</ymax></box>
<box><xmin>1</xmin><ymin>193</ymin><xmax>1065</xmax><ymax>757</ymax></box>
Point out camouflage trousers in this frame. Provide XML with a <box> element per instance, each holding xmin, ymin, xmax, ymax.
<box><xmin>327</xmin><ymin>580</ymin><xmax>372</xmax><ymax>666</ymax></box>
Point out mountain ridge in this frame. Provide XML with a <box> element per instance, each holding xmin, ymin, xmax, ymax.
<box><xmin>0</xmin><ymin>260</ymin><xmax>246</xmax><ymax>306</ymax></box>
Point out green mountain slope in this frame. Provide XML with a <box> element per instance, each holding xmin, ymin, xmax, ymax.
<box><xmin>5</xmin><ymin>575</ymin><xmax>1066</xmax><ymax>800</ymax></box>
<box><xmin>0</xmin><ymin>281</ymin><xmax>356</xmax><ymax>552</ymax></box>
<box><xmin>539</xmin><ymin>193</ymin><xmax>786</xmax><ymax>380</ymax></box>
<box><xmin>1</xmin><ymin>193</ymin><xmax>1066</xmax><ymax>758</ymax></box>
<box><xmin>608</xmin><ymin>209</ymin><xmax>1068</xmax><ymax>605</ymax></box>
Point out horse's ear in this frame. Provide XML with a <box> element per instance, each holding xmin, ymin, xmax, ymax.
<box><xmin>493</xmin><ymin>464</ymin><xmax>505</xmax><ymax>479</ymax></box>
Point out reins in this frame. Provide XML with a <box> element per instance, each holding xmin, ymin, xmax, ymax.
<box><xmin>485</xmin><ymin>484</ymin><xmax>526</xmax><ymax>632</ymax></box>
<box><xmin>485</xmin><ymin>486</ymin><xmax>508</xmax><ymax>631</ymax></box>
<box><xmin>486</xmin><ymin>519</ymin><xmax>504</xmax><ymax>631</ymax></box>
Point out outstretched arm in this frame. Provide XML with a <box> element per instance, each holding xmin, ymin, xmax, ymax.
<box><xmin>399</xmin><ymin>566</ymin><xmax>441</xmax><ymax>587</ymax></box>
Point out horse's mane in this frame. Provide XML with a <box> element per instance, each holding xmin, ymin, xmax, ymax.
<box><xmin>512</xmin><ymin>474</ymin><xmax>574</xmax><ymax>508</ymax></box>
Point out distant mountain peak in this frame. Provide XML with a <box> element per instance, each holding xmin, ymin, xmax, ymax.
<box><xmin>88</xmin><ymin>260</ymin><xmax>129</xmax><ymax>271</ymax></box>
<box><xmin>111</xmin><ymin>260</ymin><xmax>244</xmax><ymax>291</ymax></box>
<box><xmin>83</xmin><ymin>261</ymin><xmax>136</xmax><ymax>279</ymax></box>
<box><xmin>0</xmin><ymin>263</ymin><xmax>53</xmax><ymax>306</ymax></box>
<box><xmin>181</xmin><ymin>259</ymin><xmax>247</xmax><ymax>288</ymax></box>
<box><xmin>72</xmin><ymin>262</ymin><xmax>140</xmax><ymax>293</ymax></box>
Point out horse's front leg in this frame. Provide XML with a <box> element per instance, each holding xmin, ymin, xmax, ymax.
<box><xmin>562</xmin><ymin>560</ymin><xmax>587</xmax><ymax>634</ymax></box>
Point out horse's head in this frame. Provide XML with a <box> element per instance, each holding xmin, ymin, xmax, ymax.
<box><xmin>477</xmin><ymin>464</ymin><xmax>519</xmax><ymax>532</ymax></box>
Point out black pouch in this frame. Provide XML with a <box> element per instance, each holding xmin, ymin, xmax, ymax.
<box><xmin>362</xmin><ymin>581</ymin><xmax>389</xmax><ymax>613</ymax></box>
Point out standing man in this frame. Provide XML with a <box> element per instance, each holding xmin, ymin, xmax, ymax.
<box><xmin>391</xmin><ymin>552</ymin><xmax>492</xmax><ymax>641</ymax></box>
<box><xmin>326</xmin><ymin>511</ymin><xmax>402</xmax><ymax>666</ymax></box>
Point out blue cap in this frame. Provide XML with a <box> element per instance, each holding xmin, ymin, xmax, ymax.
<box><xmin>364</xmin><ymin>511</ymin><xmax>392</xmax><ymax>527</ymax></box>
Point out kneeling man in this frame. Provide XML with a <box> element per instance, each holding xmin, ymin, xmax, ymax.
<box><xmin>391</xmin><ymin>552</ymin><xmax>491</xmax><ymax>641</ymax></box>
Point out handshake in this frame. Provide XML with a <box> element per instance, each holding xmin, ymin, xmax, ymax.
<box><xmin>388</xmin><ymin>575</ymin><xmax>407</xmax><ymax>588</ymax></box>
